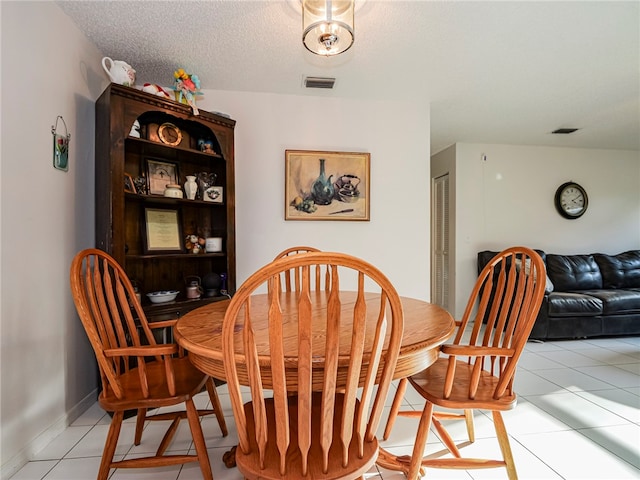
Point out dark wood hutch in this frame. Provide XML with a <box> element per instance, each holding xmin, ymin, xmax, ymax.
<box><xmin>95</xmin><ymin>83</ymin><xmax>236</xmax><ymax>322</ymax></box>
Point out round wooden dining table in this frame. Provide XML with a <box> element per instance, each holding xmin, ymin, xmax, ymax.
<box><xmin>174</xmin><ymin>292</ymin><xmax>454</xmax><ymax>387</ymax></box>
<box><xmin>174</xmin><ymin>291</ymin><xmax>455</xmax><ymax>472</ymax></box>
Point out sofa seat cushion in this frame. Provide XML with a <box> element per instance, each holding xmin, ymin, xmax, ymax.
<box><xmin>547</xmin><ymin>292</ymin><xmax>603</xmax><ymax>317</ymax></box>
<box><xmin>580</xmin><ymin>289</ymin><xmax>640</xmax><ymax>315</ymax></box>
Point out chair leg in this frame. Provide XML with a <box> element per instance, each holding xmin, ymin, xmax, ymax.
<box><xmin>383</xmin><ymin>377</ymin><xmax>408</xmax><ymax>440</ymax></box>
<box><xmin>492</xmin><ymin>410</ymin><xmax>518</xmax><ymax>480</ymax></box>
<box><xmin>99</xmin><ymin>410</ymin><xmax>123</xmax><ymax>480</ymax></box>
<box><xmin>431</xmin><ymin>415</ymin><xmax>461</xmax><ymax>458</ymax></box>
<box><xmin>206</xmin><ymin>378</ymin><xmax>228</xmax><ymax>436</ymax></box>
<box><xmin>185</xmin><ymin>398</ymin><xmax>213</xmax><ymax>480</ymax></box>
<box><xmin>407</xmin><ymin>401</ymin><xmax>434</xmax><ymax>480</ymax></box>
<box><xmin>134</xmin><ymin>408</ymin><xmax>147</xmax><ymax>445</ymax></box>
<box><xmin>464</xmin><ymin>409</ymin><xmax>475</xmax><ymax>442</ymax></box>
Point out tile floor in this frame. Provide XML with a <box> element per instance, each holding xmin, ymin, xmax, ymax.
<box><xmin>10</xmin><ymin>336</ymin><xmax>640</xmax><ymax>480</ymax></box>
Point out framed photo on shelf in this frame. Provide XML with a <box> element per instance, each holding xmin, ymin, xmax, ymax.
<box><xmin>143</xmin><ymin>207</ymin><xmax>184</xmax><ymax>253</ymax></box>
<box><xmin>146</xmin><ymin>158</ymin><xmax>179</xmax><ymax>195</ymax></box>
<box><xmin>124</xmin><ymin>173</ymin><xmax>137</xmax><ymax>193</ymax></box>
<box><xmin>285</xmin><ymin>150</ymin><xmax>370</xmax><ymax>221</ymax></box>
<box><xmin>204</xmin><ymin>185</ymin><xmax>223</xmax><ymax>203</ymax></box>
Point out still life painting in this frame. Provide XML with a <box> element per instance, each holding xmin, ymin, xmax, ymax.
<box><xmin>285</xmin><ymin>150</ymin><xmax>370</xmax><ymax>221</ymax></box>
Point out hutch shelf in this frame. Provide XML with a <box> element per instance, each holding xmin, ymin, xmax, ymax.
<box><xmin>95</xmin><ymin>83</ymin><xmax>236</xmax><ymax>322</ymax></box>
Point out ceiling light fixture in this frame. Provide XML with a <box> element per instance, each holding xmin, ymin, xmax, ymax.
<box><xmin>302</xmin><ymin>0</ymin><xmax>354</xmax><ymax>56</ymax></box>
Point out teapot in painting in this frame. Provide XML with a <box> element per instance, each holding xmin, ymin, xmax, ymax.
<box><xmin>335</xmin><ymin>174</ymin><xmax>360</xmax><ymax>203</ymax></box>
<box><xmin>102</xmin><ymin>57</ymin><xmax>136</xmax><ymax>87</ymax></box>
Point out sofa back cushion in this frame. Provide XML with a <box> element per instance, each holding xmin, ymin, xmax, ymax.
<box><xmin>477</xmin><ymin>250</ymin><xmax>547</xmax><ymax>274</ymax></box>
<box><xmin>546</xmin><ymin>254</ymin><xmax>602</xmax><ymax>291</ymax></box>
<box><xmin>593</xmin><ymin>250</ymin><xmax>640</xmax><ymax>289</ymax></box>
<box><xmin>477</xmin><ymin>249</ymin><xmax>552</xmax><ymax>292</ymax></box>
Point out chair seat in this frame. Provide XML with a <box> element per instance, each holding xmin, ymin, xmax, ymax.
<box><xmin>236</xmin><ymin>393</ymin><xmax>379</xmax><ymax>480</ymax></box>
<box><xmin>99</xmin><ymin>357</ymin><xmax>209</xmax><ymax>411</ymax></box>
<box><xmin>408</xmin><ymin>357</ymin><xmax>517</xmax><ymax>410</ymax></box>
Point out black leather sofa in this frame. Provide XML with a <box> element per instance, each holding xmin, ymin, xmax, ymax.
<box><xmin>477</xmin><ymin>249</ymin><xmax>640</xmax><ymax>340</ymax></box>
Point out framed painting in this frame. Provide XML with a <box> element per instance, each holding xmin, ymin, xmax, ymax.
<box><xmin>285</xmin><ymin>150</ymin><xmax>370</xmax><ymax>221</ymax></box>
<box><xmin>146</xmin><ymin>158</ymin><xmax>179</xmax><ymax>195</ymax></box>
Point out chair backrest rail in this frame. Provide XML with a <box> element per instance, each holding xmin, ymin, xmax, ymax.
<box><xmin>222</xmin><ymin>251</ymin><xmax>404</xmax><ymax>477</ymax></box>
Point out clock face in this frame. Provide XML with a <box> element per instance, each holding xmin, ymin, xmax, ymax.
<box><xmin>555</xmin><ymin>182</ymin><xmax>588</xmax><ymax>219</ymax></box>
<box><xmin>158</xmin><ymin>123</ymin><xmax>182</xmax><ymax>146</ymax></box>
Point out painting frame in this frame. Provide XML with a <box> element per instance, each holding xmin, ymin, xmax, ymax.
<box><xmin>143</xmin><ymin>207</ymin><xmax>184</xmax><ymax>254</ymax></box>
<box><xmin>285</xmin><ymin>150</ymin><xmax>370</xmax><ymax>221</ymax></box>
<box><xmin>146</xmin><ymin>158</ymin><xmax>180</xmax><ymax>196</ymax></box>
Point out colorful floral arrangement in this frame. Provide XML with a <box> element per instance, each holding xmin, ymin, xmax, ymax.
<box><xmin>173</xmin><ymin>68</ymin><xmax>202</xmax><ymax>115</ymax></box>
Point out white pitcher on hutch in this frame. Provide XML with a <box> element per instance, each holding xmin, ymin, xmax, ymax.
<box><xmin>102</xmin><ymin>57</ymin><xmax>136</xmax><ymax>87</ymax></box>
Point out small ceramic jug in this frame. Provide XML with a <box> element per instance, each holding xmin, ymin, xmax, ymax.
<box><xmin>102</xmin><ymin>57</ymin><xmax>136</xmax><ymax>86</ymax></box>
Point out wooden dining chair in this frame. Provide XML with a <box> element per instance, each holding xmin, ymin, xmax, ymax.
<box><xmin>380</xmin><ymin>246</ymin><xmax>546</xmax><ymax>480</ymax></box>
<box><xmin>222</xmin><ymin>252</ymin><xmax>404</xmax><ymax>480</ymax></box>
<box><xmin>70</xmin><ymin>248</ymin><xmax>227</xmax><ymax>480</ymax></box>
<box><xmin>273</xmin><ymin>246</ymin><xmax>327</xmax><ymax>292</ymax></box>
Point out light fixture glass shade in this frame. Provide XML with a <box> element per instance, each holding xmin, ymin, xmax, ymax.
<box><xmin>302</xmin><ymin>0</ymin><xmax>354</xmax><ymax>56</ymax></box>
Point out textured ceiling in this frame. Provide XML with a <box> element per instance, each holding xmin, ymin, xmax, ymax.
<box><xmin>57</xmin><ymin>0</ymin><xmax>639</xmax><ymax>154</ymax></box>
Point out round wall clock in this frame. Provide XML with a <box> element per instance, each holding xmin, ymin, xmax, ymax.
<box><xmin>158</xmin><ymin>122</ymin><xmax>182</xmax><ymax>146</ymax></box>
<box><xmin>554</xmin><ymin>181</ymin><xmax>588</xmax><ymax>219</ymax></box>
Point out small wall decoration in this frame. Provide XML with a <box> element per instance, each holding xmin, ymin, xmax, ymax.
<box><xmin>285</xmin><ymin>150</ymin><xmax>370</xmax><ymax>221</ymax></box>
<box><xmin>146</xmin><ymin>158</ymin><xmax>180</xmax><ymax>195</ymax></box>
<box><xmin>51</xmin><ymin>116</ymin><xmax>70</xmax><ymax>171</ymax></box>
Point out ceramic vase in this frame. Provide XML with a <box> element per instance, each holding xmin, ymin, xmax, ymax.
<box><xmin>184</xmin><ymin>175</ymin><xmax>197</xmax><ymax>200</ymax></box>
<box><xmin>311</xmin><ymin>158</ymin><xmax>334</xmax><ymax>205</ymax></box>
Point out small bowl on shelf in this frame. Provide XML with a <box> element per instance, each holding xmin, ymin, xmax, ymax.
<box><xmin>146</xmin><ymin>290</ymin><xmax>179</xmax><ymax>304</ymax></box>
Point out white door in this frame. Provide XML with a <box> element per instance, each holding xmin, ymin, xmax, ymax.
<box><xmin>431</xmin><ymin>173</ymin><xmax>449</xmax><ymax>310</ymax></box>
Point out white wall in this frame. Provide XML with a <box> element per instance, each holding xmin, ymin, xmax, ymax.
<box><xmin>449</xmin><ymin>143</ymin><xmax>640</xmax><ymax>317</ymax></box>
<box><xmin>0</xmin><ymin>3</ymin><xmax>105</xmax><ymax>476</ymax></box>
<box><xmin>0</xmin><ymin>4</ymin><xmax>432</xmax><ymax>476</ymax></box>
<box><xmin>198</xmin><ymin>91</ymin><xmax>432</xmax><ymax>298</ymax></box>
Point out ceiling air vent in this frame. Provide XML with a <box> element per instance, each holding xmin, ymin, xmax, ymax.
<box><xmin>304</xmin><ymin>76</ymin><xmax>336</xmax><ymax>89</ymax></box>
<box><xmin>552</xmin><ymin>128</ymin><xmax>579</xmax><ymax>134</ymax></box>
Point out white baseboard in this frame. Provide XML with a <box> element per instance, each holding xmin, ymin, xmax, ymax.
<box><xmin>0</xmin><ymin>389</ymin><xmax>98</xmax><ymax>480</ymax></box>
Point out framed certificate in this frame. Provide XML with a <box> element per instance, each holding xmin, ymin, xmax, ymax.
<box><xmin>143</xmin><ymin>207</ymin><xmax>183</xmax><ymax>253</ymax></box>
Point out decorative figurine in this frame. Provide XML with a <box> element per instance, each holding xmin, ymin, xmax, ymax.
<box><xmin>197</xmin><ymin>139</ymin><xmax>215</xmax><ymax>154</ymax></box>
<box><xmin>172</xmin><ymin>68</ymin><xmax>202</xmax><ymax>115</ymax></box>
<box><xmin>185</xmin><ymin>234</ymin><xmax>205</xmax><ymax>254</ymax></box>
<box><xmin>129</xmin><ymin>120</ymin><xmax>141</xmax><ymax>138</ymax></box>
<box><xmin>141</xmin><ymin>83</ymin><xmax>171</xmax><ymax>99</ymax></box>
